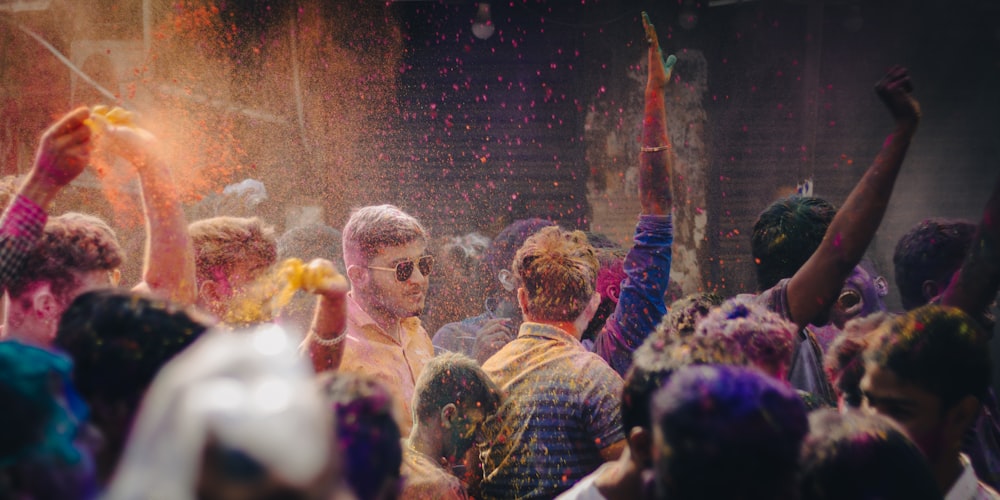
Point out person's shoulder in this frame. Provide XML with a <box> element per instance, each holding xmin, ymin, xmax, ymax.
<box><xmin>979</xmin><ymin>482</ymin><xmax>1000</xmax><ymax>500</ymax></box>
<box><xmin>554</xmin><ymin>464</ymin><xmax>608</xmax><ymax>500</ymax></box>
<box><xmin>578</xmin><ymin>350</ymin><xmax>624</xmax><ymax>381</ymax></box>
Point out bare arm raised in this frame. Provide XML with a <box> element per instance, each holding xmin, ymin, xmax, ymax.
<box><xmin>95</xmin><ymin>110</ymin><xmax>197</xmax><ymax>305</ymax></box>
<box><xmin>786</xmin><ymin>67</ymin><xmax>920</xmax><ymax>330</ymax></box>
<box><xmin>0</xmin><ymin>108</ymin><xmax>91</xmax><ymax>288</ymax></box>
<box><xmin>939</xmin><ymin>174</ymin><xmax>1000</xmax><ymax>325</ymax></box>
<box><xmin>299</xmin><ymin>259</ymin><xmax>350</xmax><ymax>372</ymax></box>
<box><xmin>639</xmin><ymin>12</ymin><xmax>677</xmax><ymax>216</ymax></box>
<box><xmin>593</xmin><ymin>13</ymin><xmax>677</xmax><ymax>375</ymax></box>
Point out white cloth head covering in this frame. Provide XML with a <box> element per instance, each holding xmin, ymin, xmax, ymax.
<box><xmin>106</xmin><ymin>324</ymin><xmax>330</xmax><ymax>500</ymax></box>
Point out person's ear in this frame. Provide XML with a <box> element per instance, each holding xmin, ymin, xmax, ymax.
<box><xmin>945</xmin><ymin>395</ymin><xmax>981</xmax><ymax>442</ymax></box>
<box><xmin>31</xmin><ymin>284</ymin><xmax>60</xmax><ymax>323</ymax></box>
<box><xmin>440</xmin><ymin>403</ymin><xmax>458</xmax><ymax>428</ymax></box>
<box><xmin>628</xmin><ymin>426</ymin><xmax>653</xmax><ymax>467</ymax></box>
<box><xmin>498</xmin><ymin>269</ymin><xmax>516</xmax><ymax>292</ymax></box>
<box><xmin>347</xmin><ymin>265</ymin><xmax>367</xmax><ymax>287</ymax></box>
<box><xmin>199</xmin><ymin>280</ymin><xmax>222</xmax><ymax>307</ymax></box>
<box><xmin>921</xmin><ymin>280</ymin><xmax>941</xmax><ymax>303</ymax></box>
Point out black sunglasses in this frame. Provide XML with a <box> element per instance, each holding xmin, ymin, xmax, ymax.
<box><xmin>367</xmin><ymin>255</ymin><xmax>434</xmax><ymax>282</ymax></box>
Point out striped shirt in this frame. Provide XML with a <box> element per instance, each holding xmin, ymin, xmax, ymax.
<box><xmin>481</xmin><ymin>322</ymin><xmax>624</xmax><ymax>499</ymax></box>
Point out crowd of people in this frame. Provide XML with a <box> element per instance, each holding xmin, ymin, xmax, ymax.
<box><xmin>1</xmin><ymin>13</ymin><xmax>999</xmax><ymax>500</ymax></box>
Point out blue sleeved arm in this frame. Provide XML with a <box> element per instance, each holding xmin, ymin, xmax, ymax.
<box><xmin>594</xmin><ymin>214</ymin><xmax>673</xmax><ymax>376</ymax></box>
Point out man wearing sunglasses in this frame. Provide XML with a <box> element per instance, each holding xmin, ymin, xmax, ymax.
<box><xmin>309</xmin><ymin>204</ymin><xmax>435</xmax><ymax>435</ymax></box>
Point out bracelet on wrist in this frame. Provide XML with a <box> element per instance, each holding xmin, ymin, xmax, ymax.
<box><xmin>311</xmin><ymin>327</ymin><xmax>347</xmax><ymax>347</ymax></box>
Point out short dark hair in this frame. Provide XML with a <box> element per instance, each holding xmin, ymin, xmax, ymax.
<box><xmin>623</xmin><ymin>332</ymin><xmax>746</xmax><ymax>433</ymax></box>
<box><xmin>800</xmin><ymin>409</ymin><xmax>942</xmax><ymax>500</ymax></box>
<box><xmin>342</xmin><ymin>205</ymin><xmax>427</xmax><ymax>266</ymax></box>
<box><xmin>652</xmin><ymin>365</ymin><xmax>807</xmax><ymax>500</ymax></box>
<box><xmin>864</xmin><ymin>305</ymin><xmax>991</xmax><ymax>408</ymax></box>
<box><xmin>695</xmin><ymin>298</ymin><xmax>796</xmax><ymax>376</ymax></box>
<box><xmin>413</xmin><ymin>353</ymin><xmax>501</xmax><ymax>421</ymax></box>
<box><xmin>55</xmin><ymin>290</ymin><xmax>211</xmax><ymax>411</ymax></box>
<box><xmin>751</xmin><ymin>196</ymin><xmax>836</xmax><ymax>291</ymax></box>
<box><xmin>893</xmin><ymin>218</ymin><xmax>976</xmax><ymax>310</ymax></box>
<box><xmin>319</xmin><ymin>373</ymin><xmax>402</xmax><ymax>500</ymax></box>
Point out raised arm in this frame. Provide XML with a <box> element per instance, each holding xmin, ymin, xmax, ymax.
<box><xmin>786</xmin><ymin>67</ymin><xmax>920</xmax><ymax>330</ymax></box>
<box><xmin>301</xmin><ymin>259</ymin><xmax>350</xmax><ymax>372</ymax></box>
<box><xmin>96</xmin><ymin>110</ymin><xmax>197</xmax><ymax>305</ymax></box>
<box><xmin>638</xmin><ymin>11</ymin><xmax>675</xmax><ymax>217</ymax></box>
<box><xmin>939</xmin><ymin>174</ymin><xmax>1000</xmax><ymax>324</ymax></box>
<box><xmin>0</xmin><ymin>108</ymin><xmax>91</xmax><ymax>287</ymax></box>
<box><xmin>593</xmin><ymin>13</ymin><xmax>677</xmax><ymax>375</ymax></box>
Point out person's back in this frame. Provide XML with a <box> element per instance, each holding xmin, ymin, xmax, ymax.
<box><xmin>480</xmin><ymin>226</ymin><xmax>624</xmax><ymax>499</ymax></box>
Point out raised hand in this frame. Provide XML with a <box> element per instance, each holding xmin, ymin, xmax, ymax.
<box><xmin>33</xmin><ymin>107</ymin><xmax>92</xmax><ymax>189</ymax></box>
<box><xmin>300</xmin><ymin>259</ymin><xmax>349</xmax><ymax>299</ymax></box>
<box><xmin>875</xmin><ymin>66</ymin><xmax>921</xmax><ymax>127</ymax></box>
<box><xmin>89</xmin><ymin>106</ymin><xmax>160</xmax><ymax>167</ymax></box>
<box><xmin>642</xmin><ymin>12</ymin><xmax>678</xmax><ymax>92</ymax></box>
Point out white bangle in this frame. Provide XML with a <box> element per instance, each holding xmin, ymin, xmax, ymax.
<box><xmin>311</xmin><ymin>327</ymin><xmax>347</xmax><ymax>347</ymax></box>
<box><xmin>640</xmin><ymin>145</ymin><xmax>671</xmax><ymax>152</ymax></box>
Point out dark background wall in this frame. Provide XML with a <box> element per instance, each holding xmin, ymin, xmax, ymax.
<box><xmin>390</xmin><ymin>0</ymin><xmax>999</xmax><ymax>302</ymax></box>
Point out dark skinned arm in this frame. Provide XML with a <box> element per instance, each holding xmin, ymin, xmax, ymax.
<box><xmin>786</xmin><ymin>66</ymin><xmax>920</xmax><ymax>330</ymax></box>
<box><xmin>939</xmin><ymin>174</ymin><xmax>1000</xmax><ymax>322</ymax></box>
<box><xmin>639</xmin><ymin>12</ymin><xmax>676</xmax><ymax>216</ymax></box>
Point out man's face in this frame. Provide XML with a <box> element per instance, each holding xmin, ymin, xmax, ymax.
<box><xmin>829</xmin><ymin>264</ymin><xmax>887</xmax><ymax>330</ymax></box>
<box><xmin>860</xmin><ymin>363</ymin><xmax>949</xmax><ymax>462</ymax></box>
<box><xmin>361</xmin><ymin>240</ymin><xmax>430</xmax><ymax>319</ymax></box>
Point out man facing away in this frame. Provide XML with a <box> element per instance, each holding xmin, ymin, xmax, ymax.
<box><xmin>309</xmin><ymin>204</ymin><xmax>435</xmax><ymax>435</ymax></box>
<box><xmin>480</xmin><ymin>226</ymin><xmax>625</xmax><ymax>499</ymax></box>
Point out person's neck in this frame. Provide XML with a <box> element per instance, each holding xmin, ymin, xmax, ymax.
<box><xmin>2</xmin><ymin>314</ymin><xmax>50</xmax><ymax>347</ymax></box>
<box><xmin>934</xmin><ymin>453</ymin><xmax>966</xmax><ymax>495</ymax></box>
<box><xmin>407</xmin><ymin>424</ymin><xmax>444</xmax><ymax>465</ymax></box>
<box><xmin>527</xmin><ymin>318</ymin><xmax>579</xmax><ymax>338</ymax></box>
<box><xmin>354</xmin><ymin>293</ymin><xmax>402</xmax><ymax>340</ymax></box>
<box><xmin>593</xmin><ymin>447</ymin><xmax>644</xmax><ymax>500</ymax></box>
